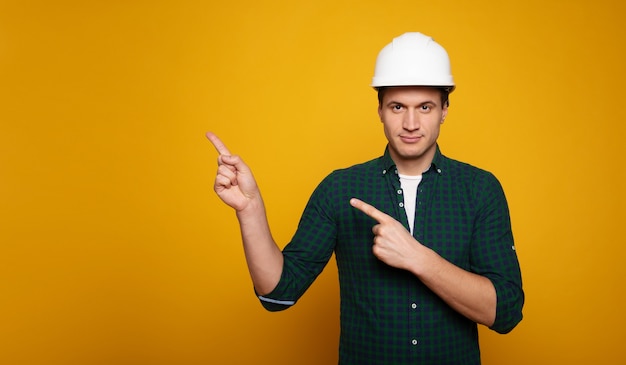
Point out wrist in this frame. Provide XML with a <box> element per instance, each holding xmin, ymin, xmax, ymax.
<box><xmin>408</xmin><ymin>244</ymin><xmax>437</xmax><ymax>278</ymax></box>
<box><xmin>235</xmin><ymin>196</ymin><xmax>265</xmax><ymax>219</ymax></box>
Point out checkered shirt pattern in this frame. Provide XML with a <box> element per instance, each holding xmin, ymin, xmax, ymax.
<box><xmin>258</xmin><ymin>146</ymin><xmax>524</xmax><ymax>365</ymax></box>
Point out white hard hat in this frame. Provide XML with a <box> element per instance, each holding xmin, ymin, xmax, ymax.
<box><xmin>371</xmin><ymin>32</ymin><xmax>455</xmax><ymax>92</ymax></box>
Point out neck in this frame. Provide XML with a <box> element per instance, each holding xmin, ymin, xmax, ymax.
<box><xmin>391</xmin><ymin>147</ymin><xmax>436</xmax><ymax>176</ymax></box>
<box><xmin>396</xmin><ymin>162</ymin><xmax>430</xmax><ymax>176</ymax></box>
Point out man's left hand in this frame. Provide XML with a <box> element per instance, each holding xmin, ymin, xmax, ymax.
<box><xmin>350</xmin><ymin>198</ymin><xmax>425</xmax><ymax>271</ymax></box>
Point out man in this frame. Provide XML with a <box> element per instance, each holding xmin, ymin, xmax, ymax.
<box><xmin>207</xmin><ymin>32</ymin><xmax>524</xmax><ymax>364</ymax></box>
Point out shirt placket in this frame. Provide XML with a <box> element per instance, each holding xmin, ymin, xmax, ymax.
<box><xmin>385</xmin><ymin>165</ymin><xmax>422</xmax><ymax>358</ymax></box>
<box><xmin>408</xmin><ymin>166</ymin><xmax>439</xmax><ymax>359</ymax></box>
<box><xmin>383</xmin><ymin>166</ymin><xmax>410</xmax><ymax>232</ymax></box>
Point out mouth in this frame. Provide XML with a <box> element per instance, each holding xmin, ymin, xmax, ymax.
<box><xmin>399</xmin><ymin>135</ymin><xmax>422</xmax><ymax>143</ymax></box>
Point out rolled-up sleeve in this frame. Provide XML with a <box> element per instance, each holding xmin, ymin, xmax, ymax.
<box><xmin>256</xmin><ymin>174</ymin><xmax>338</xmax><ymax>312</ymax></box>
<box><xmin>470</xmin><ymin>172</ymin><xmax>524</xmax><ymax>334</ymax></box>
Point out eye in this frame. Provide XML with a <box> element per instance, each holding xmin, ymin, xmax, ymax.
<box><xmin>392</xmin><ymin>104</ymin><xmax>403</xmax><ymax>111</ymax></box>
<box><xmin>420</xmin><ymin>104</ymin><xmax>431</xmax><ymax>111</ymax></box>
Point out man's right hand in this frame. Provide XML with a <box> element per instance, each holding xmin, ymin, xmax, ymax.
<box><xmin>206</xmin><ymin>132</ymin><xmax>283</xmax><ymax>294</ymax></box>
<box><xmin>206</xmin><ymin>132</ymin><xmax>260</xmax><ymax>212</ymax></box>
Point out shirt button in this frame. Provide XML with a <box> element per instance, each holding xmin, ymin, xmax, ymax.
<box><xmin>382</xmin><ymin>169</ymin><xmax>387</xmax><ymax>175</ymax></box>
<box><xmin>411</xmin><ymin>339</ymin><xmax>418</xmax><ymax>346</ymax></box>
<box><xmin>397</xmin><ymin>189</ymin><xmax>402</xmax><ymax>195</ymax></box>
<box><xmin>411</xmin><ymin>303</ymin><xmax>417</xmax><ymax>309</ymax></box>
<box><xmin>399</xmin><ymin>202</ymin><xmax>404</xmax><ymax>208</ymax></box>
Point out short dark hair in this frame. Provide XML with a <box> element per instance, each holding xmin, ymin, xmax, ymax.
<box><xmin>377</xmin><ymin>87</ymin><xmax>450</xmax><ymax>108</ymax></box>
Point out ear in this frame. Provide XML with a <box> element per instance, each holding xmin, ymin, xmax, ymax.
<box><xmin>377</xmin><ymin>106</ymin><xmax>383</xmax><ymax>122</ymax></box>
<box><xmin>441</xmin><ymin>106</ymin><xmax>448</xmax><ymax>124</ymax></box>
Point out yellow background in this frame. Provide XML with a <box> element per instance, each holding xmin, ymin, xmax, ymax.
<box><xmin>1</xmin><ymin>1</ymin><xmax>625</xmax><ymax>364</ymax></box>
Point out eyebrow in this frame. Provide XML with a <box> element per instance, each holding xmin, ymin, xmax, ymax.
<box><xmin>385</xmin><ymin>99</ymin><xmax>438</xmax><ymax>107</ymax></box>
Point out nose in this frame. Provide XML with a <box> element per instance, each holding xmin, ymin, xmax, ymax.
<box><xmin>402</xmin><ymin>109</ymin><xmax>420</xmax><ymax>131</ymax></box>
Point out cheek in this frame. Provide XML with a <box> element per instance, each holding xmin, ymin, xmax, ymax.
<box><xmin>380</xmin><ymin>119</ymin><xmax>395</xmax><ymax>140</ymax></box>
<box><xmin>430</xmin><ymin>123</ymin><xmax>442</xmax><ymax>139</ymax></box>
<box><xmin>382</xmin><ymin>122</ymin><xmax>391</xmax><ymax>137</ymax></box>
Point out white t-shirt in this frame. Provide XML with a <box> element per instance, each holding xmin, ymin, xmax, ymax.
<box><xmin>399</xmin><ymin>174</ymin><xmax>423</xmax><ymax>234</ymax></box>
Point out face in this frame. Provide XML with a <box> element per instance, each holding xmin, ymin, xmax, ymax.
<box><xmin>378</xmin><ymin>86</ymin><xmax>448</xmax><ymax>175</ymax></box>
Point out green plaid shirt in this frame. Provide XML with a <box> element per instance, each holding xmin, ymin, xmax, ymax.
<box><xmin>259</xmin><ymin>145</ymin><xmax>524</xmax><ymax>365</ymax></box>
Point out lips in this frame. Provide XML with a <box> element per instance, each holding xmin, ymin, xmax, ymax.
<box><xmin>399</xmin><ymin>135</ymin><xmax>422</xmax><ymax>143</ymax></box>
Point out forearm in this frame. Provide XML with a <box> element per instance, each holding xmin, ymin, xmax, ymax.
<box><xmin>410</xmin><ymin>247</ymin><xmax>496</xmax><ymax>327</ymax></box>
<box><xmin>236</xmin><ymin>199</ymin><xmax>284</xmax><ymax>295</ymax></box>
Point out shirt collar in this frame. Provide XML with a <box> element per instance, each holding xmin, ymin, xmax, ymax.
<box><xmin>380</xmin><ymin>144</ymin><xmax>445</xmax><ymax>177</ymax></box>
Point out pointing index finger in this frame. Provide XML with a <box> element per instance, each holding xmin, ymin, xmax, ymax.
<box><xmin>350</xmin><ymin>198</ymin><xmax>390</xmax><ymax>223</ymax></box>
<box><xmin>206</xmin><ymin>132</ymin><xmax>232</xmax><ymax>156</ymax></box>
